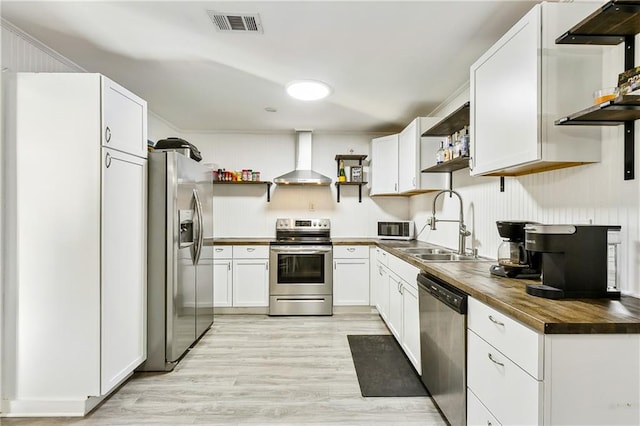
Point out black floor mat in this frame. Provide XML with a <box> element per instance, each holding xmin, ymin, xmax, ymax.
<box><xmin>347</xmin><ymin>334</ymin><xmax>429</xmax><ymax>397</ymax></box>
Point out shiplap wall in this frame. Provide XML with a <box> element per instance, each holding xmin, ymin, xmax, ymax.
<box><xmin>1</xmin><ymin>20</ymin><xmax>83</xmax><ymax>73</ymax></box>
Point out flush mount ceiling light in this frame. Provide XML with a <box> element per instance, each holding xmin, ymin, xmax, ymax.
<box><xmin>286</xmin><ymin>80</ymin><xmax>332</xmax><ymax>101</ymax></box>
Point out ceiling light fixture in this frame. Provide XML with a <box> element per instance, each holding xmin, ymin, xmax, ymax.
<box><xmin>286</xmin><ymin>80</ymin><xmax>332</xmax><ymax>101</ymax></box>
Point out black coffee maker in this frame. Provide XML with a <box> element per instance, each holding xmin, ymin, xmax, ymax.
<box><xmin>524</xmin><ymin>224</ymin><xmax>621</xmax><ymax>299</ymax></box>
<box><xmin>489</xmin><ymin>221</ymin><xmax>541</xmax><ymax>279</ymax></box>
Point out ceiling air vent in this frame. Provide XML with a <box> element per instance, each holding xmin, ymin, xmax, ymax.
<box><xmin>207</xmin><ymin>11</ymin><xmax>263</xmax><ymax>33</ymax></box>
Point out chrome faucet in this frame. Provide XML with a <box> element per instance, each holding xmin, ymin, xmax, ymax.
<box><xmin>430</xmin><ymin>189</ymin><xmax>471</xmax><ymax>255</ymax></box>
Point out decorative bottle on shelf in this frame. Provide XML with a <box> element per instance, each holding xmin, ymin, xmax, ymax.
<box><xmin>338</xmin><ymin>159</ymin><xmax>347</xmax><ymax>182</ymax></box>
<box><xmin>436</xmin><ymin>141</ymin><xmax>445</xmax><ymax>164</ymax></box>
<box><xmin>443</xmin><ymin>136</ymin><xmax>452</xmax><ymax>162</ymax></box>
<box><xmin>460</xmin><ymin>126</ymin><xmax>470</xmax><ymax>158</ymax></box>
<box><xmin>453</xmin><ymin>131</ymin><xmax>462</xmax><ymax>159</ymax></box>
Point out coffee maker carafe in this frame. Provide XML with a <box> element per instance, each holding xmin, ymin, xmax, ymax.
<box><xmin>490</xmin><ymin>221</ymin><xmax>541</xmax><ymax>279</ymax></box>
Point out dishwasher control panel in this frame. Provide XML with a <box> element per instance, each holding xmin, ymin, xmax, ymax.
<box><xmin>417</xmin><ymin>272</ymin><xmax>467</xmax><ymax>314</ymax></box>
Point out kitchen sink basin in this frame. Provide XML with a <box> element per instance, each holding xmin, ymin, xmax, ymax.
<box><xmin>413</xmin><ymin>253</ymin><xmax>479</xmax><ymax>262</ymax></box>
<box><xmin>400</xmin><ymin>247</ymin><xmax>453</xmax><ymax>255</ymax></box>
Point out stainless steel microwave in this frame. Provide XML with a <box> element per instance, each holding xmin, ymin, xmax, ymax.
<box><xmin>377</xmin><ymin>221</ymin><xmax>415</xmax><ymax>240</ymax></box>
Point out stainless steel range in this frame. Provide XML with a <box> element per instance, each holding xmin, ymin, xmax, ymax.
<box><xmin>269</xmin><ymin>218</ymin><xmax>333</xmax><ymax>316</ymax></box>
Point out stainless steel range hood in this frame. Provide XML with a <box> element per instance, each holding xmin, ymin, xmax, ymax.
<box><xmin>274</xmin><ymin>130</ymin><xmax>332</xmax><ymax>185</ymax></box>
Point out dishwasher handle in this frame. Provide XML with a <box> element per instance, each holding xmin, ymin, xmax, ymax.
<box><xmin>417</xmin><ymin>272</ymin><xmax>467</xmax><ymax>314</ymax></box>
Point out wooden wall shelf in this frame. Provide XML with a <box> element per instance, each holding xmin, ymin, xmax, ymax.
<box><xmin>212</xmin><ymin>180</ymin><xmax>273</xmax><ymax>202</ymax></box>
<box><xmin>421</xmin><ymin>102</ymin><xmax>470</xmax><ymax>136</ymax></box>
<box><xmin>555</xmin><ymin>0</ymin><xmax>640</xmax><ymax>180</ymax></box>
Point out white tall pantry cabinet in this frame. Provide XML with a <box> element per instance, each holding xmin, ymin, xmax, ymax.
<box><xmin>2</xmin><ymin>73</ymin><xmax>148</xmax><ymax>416</ymax></box>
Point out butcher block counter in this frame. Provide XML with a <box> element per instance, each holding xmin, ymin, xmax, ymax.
<box><xmin>373</xmin><ymin>239</ymin><xmax>640</xmax><ymax>335</ymax></box>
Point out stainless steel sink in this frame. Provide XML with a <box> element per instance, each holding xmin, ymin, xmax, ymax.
<box><xmin>400</xmin><ymin>247</ymin><xmax>453</xmax><ymax>255</ymax></box>
<box><xmin>413</xmin><ymin>253</ymin><xmax>479</xmax><ymax>262</ymax></box>
<box><xmin>398</xmin><ymin>246</ymin><xmax>481</xmax><ymax>262</ymax></box>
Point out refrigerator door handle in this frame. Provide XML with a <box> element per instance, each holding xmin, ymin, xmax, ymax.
<box><xmin>193</xmin><ymin>188</ymin><xmax>204</xmax><ymax>265</ymax></box>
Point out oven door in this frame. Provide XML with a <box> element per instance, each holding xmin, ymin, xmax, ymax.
<box><xmin>269</xmin><ymin>245</ymin><xmax>333</xmax><ymax>296</ymax></box>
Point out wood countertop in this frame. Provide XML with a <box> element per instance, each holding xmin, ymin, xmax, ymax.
<box><xmin>208</xmin><ymin>237</ymin><xmax>640</xmax><ymax>333</ymax></box>
<box><xmin>376</xmin><ymin>241</ymin><xmax>640</xmax><ymax>335</ymax></box>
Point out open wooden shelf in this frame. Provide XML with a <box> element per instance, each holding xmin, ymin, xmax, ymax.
<box><xmin>212</xmin><ymin>180</ymin><xmax>273</xmax><ymax>202</ymax></box>
<box><xmin>556</xmin><ymin>0</ymin><xmax>640</xmax><ymax>45</ymax></box>
<box><xmin>421</xmin><ymin>156</ymin><xmax>470</xmax><ymax>173</ymax></box>
<box><xmin>555</xmin><ymin>0</ymin><xmax>640</xmax><ymax>180</ymax></box>
<box><xmin>421</xmin><ymin>102</ymin><xmax>470</xmax><ymax>136</ymax></box>
<box><xmin>335</xmin><ymin>154</ymin><xmax>368</xmax><ymax>202</ymax></box>
<box><xmin>555</xmin><ymin>94</ymin><xmax>640</xmax><ymax>125</ymax></box>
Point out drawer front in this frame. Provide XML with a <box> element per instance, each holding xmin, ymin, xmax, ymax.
<box><xmin>334</xmin><ymin>245</ymin><xmax>369</xmax><ymax>259</ymax></box>
<box><xmin>467</xmin><ymin>330</ymin><xmax>542</xmax><ymax>426</ymax></box>
<box><xmin>467</xmin><ymin>388</ymin><xmax>501</xmax><ymax>426</ymax></box>
<box><xmin>233</xmin><ymin>245</ymin><xmax>269</xmax><ymax>259</ymax></box>
<box><xmin>375</xmin><ymin>247</ymin><xmax>389</xmax><ymax>266</ymax></box>
<box><xmin>212</xmin><ymin>246</ymin><xmax>233</xmax><ymax>259</ymax></box>
<box><xmin>468</xmin><ymin>297</ymin><xmax>542</xmax><ymax>379</ymax></box>
<box><xmin>388</xmin><ymin>253</ymin><xmax>419</xmax><ymax>288</ymax></box>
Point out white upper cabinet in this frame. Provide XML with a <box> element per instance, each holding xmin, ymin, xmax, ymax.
<box><xmin>102</xmin><ymin>76</ymin><xmax>148</xmax><ymax>158</ymax></box>
<box><xmin>398</xmin><ymin>117</ymin><xmax>448</xmax><ymax>193</ymax></box>
<box><xmin>469</xmin><ymin>2</ymin><xmax>602</xmax><ymax>177</ymax></box>
<box><xmin>370</xmin><ymin>134</ymin><xmax>399</xmax><ymax>195</ymax></box>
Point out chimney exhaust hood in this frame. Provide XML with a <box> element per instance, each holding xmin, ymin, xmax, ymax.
<box><xmin>274</xmin><ymin>131</ymin><xmax>332</xmax><ymax>185</ymax></box>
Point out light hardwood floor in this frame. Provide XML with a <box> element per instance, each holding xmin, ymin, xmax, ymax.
<box><xmin>4</xmin><ymin>313</ymin><xmax>446</xmax><ymax>425</ymax></box>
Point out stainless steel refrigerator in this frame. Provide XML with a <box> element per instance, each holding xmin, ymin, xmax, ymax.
<box><xmin>139</xmin><ymin>150</ymin><xmax>214</xmax><ymax>371</ymax></box>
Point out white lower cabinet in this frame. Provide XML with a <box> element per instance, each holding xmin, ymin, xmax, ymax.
<box><xmin>333</xmin><ymin>246</ymin><xmax>370</xmax><ymax>306</ymax></box>
<box><xmin>213</xmin><ymin>247</ymin><xmax>233</xmax><ymax>307</ymax></box>
<box><xmin>232</xmin><ymin>246</ymin><xmax>269</xmax><ymax>307</ymax></box>
<box><xmin>388</xmin><ymin>273</ymin><xmax>404</xmax><ymax>340</ymax></box>
<box><xmin>400</xmin><ymin>281</ymin><xmax>420</xmax><ymax>373</ymax></box>
<box><xmin>467</xmin><ymin>388</ymin><xmax>501</xmax><ymax>426</ymax></box>
<box><xmin>467</xmin><ymin>297</ymin><xmax>640</xmax><ymax>426</ymax></box>
<box><xmin>375</xmin><ymin>249</ymin><xmax>421</xmax><ymax>374</ymax></box>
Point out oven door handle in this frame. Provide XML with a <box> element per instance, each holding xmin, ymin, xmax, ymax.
<box><xmin>270</xmin><ymin>246</ymin><xmax>332</xmax><ymax>254</ymax></box>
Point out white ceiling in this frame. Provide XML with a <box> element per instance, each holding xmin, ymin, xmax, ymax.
<box><xmin>1</xmin><ymin>1</ymin><xmax>541</xmax><ymax>133</ymax></box>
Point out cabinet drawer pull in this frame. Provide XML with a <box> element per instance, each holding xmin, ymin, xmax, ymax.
<box><xmin>347</xmin><ymin>247</ymin><xmax>356</xmax><ymax>252</ymax></box>
<box><xmin>488</xmin><ymin>315</ymin><xmax>505</xmax><ymax>327</ymax></box>
<box><xmin>105</xmin><ymin>126</ymin><xmax>111</xmax><ymax>143</ymax></box>
<box><xmin>488</xmin><ymin>353</ymin><xmax>504</xmax><ymax>367</ymax></box>
<box><xmin>246</xmin><ymin>248</ymin><xmax>255</xmax><ymax>252</ymax></box>
<box><xmin>215</xmin><ymin>248</ymin><xmax>224</xmax><ymax>252</ymax></box>
<box><xmin>105</xmin><ymin>152</ymin><xmax>112</xmax><ymax>168</ymax></box>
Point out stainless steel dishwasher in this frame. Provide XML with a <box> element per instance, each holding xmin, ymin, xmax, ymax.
<box><xmin>417</xmin><ymin>272</ymin><xmax>467</xmax><ymax>426</ymax></box>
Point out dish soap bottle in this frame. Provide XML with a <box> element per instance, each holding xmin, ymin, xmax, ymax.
<box><xmin>338</xmin><ymin>159</ymin><xmax>346</xmax><ymax>182</ymax></box>
<box><xmin>436</xmin><ymin>141</ymin><xmax>445</xmax><ymax>164</ymax></box>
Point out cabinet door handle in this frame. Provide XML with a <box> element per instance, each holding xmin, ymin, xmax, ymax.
<box><xmin>228</xmin><ymin>262</ymin><xmax>231</xmax><ymax>271</ymax></box>
<box><xmin>469</xmin><ymin>156</ymin><xmax>474</xmax><ymax>172</ymax></box>
<box><xmin>266</xmin><ymin>262</ymin><xmax>268</xmax><ymax>271</ymax></box>
<box><xmin>394</xmin><ymin>183</ymin><xmax>397</xmax><ymax>192</ymax></box>
<box><xmin>488</xmin><ymin>353</ymin><xmax>504</xmax><ymax>367</ymax></box>
<box><xmin>105</xmin><ymin>152</ymin><xmax>112</xmax><ymax>168</ymax></box>
<box><xmin>347</xmin><ymin>247</ymin><xmax>356</xmax><ymax>252</ymax></box>
<box><xmin>488</xmin><ymin>315</ymin><xmax>505</xmax><ymax>327</ymax></box>
<box><xmin>334</xmin><ymin>261</ymin><xmax>337</xmax><ymax>270</ymax></box>
<box><xmin>105</xmin><ymin>126</ymin><xmax>111</xmax><ymax>143</ymax></box>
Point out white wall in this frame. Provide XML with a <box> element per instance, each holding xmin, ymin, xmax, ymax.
<box><xmin>411</xmin><ymin>43</ymin><xmax>640</xmax><ymax>298</ymax></box>
<box><xmin>162</xmin><ymin>130</ymin><xmax>409</xmax><ymax>237</ymax></box>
